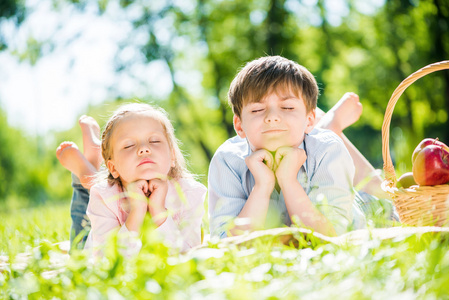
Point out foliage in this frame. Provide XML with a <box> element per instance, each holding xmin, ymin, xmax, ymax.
<box><xmin>0</xmin><ymin>0</ymin><xmax>25</xmax><ymax>50</ymax></box>
<box><xmin>1</xmin><ymin>204</ymin><xmax>449</xmax><ymax>299</ymax></box>
<box><xmin>1</xmin><ymin>1</ymin><xmax>449</xmax><ymax>205</ymax></box>
<box><xmin>0</xmin><ymin>109</ymin><xmax>63</xmax><ymax>209</ymax></box>
<box><xmin>101</xmin><ymin>0</ymin><xmax>449</xmax><ymax>177</ymax></box>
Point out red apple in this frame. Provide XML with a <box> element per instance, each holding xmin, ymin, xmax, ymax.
<box><xmin>412</xmin><ymin>138</ymin><xmax>449</xmax><ymax>163</ymax></box>
<box><xmin>412</xmin><ymin>145</ymin><xmax>449</xmax><ymax>186</ymax></box>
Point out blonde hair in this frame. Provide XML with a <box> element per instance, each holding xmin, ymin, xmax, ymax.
<box><xmin>228</xmin><ymin>56</ymin><xmax>319</xmax><ymax>118</ymax></box>
<box><xmin>101</xmin><ymin>103</ymin><xmax>190</xmax><ymax>187</ymax></box>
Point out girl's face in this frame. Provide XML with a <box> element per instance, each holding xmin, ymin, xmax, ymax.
<box><xmin>106</xmin><ymin>112</ymin><xmax>174</xmax><ymax>188</ymax></box>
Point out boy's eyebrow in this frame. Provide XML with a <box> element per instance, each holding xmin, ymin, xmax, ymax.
<box><xmin>279</xmin><ymin>95</ymin><xmax>300</xmax><ymax>101</ymax></box>
<box><xmin>246</xmin><ymin>94</ymin><xmax>300</xmax><ymax>105</ymax></box>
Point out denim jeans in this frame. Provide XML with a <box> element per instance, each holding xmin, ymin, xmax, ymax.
<box><xmin>70</xmin><ymin>173</ymin><xmax>90</xmax><ymax>249</ymax></box>
<box><xmin>355</xmin><ymin>190</ymin><xmax>400</xmax><ymax>223</ymax></box>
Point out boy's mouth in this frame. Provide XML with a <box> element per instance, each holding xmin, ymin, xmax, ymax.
<box><xmin>262</xmin><ymin>129</ymin><xmax>286</xmax><ymax>134</ymax></box>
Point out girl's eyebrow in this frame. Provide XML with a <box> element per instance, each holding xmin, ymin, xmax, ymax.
<box><xmin>149</xmin><ymin>131</ymin><xmax>166</xmax><ymax>137</ymax></box>
<box><xmin>117</xmin><ymin>138</ymin><xmax>134</xmax><ymax>145</ymax></box>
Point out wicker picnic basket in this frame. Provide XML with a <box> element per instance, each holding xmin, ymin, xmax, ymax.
<box><xmin>381</xmin><ymin>60</ymin><xmax>449</xmax><ymax>227</ymax></box>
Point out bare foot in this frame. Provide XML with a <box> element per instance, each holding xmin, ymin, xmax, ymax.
<box><xmin>316</xmin><ymin>92</ymin><xmax>363</xmax><ymax>136</ymax></box>
<box><xmin>79</xmin><ymin>115</ymin><xmax>102</xmax><ymax>171</ymax></box>
<box><xmin>56</xmin><ymin>141</ymin><xmax>97</xmax><ymax>189</ymax></box>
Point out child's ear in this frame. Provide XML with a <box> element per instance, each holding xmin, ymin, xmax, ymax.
<box><xmin>107</xmin><ymin>160</ymin><xmax>120</xmax><ymax>178</ymax></box>
<box><xmin>171</xmin><ymin>149</ymin><xmax>176</xmax><ymax>167</ymax></box>
<box><xmin>233</xmin><ymin>115</ymin><xmax>246</xmax><ymax>138</ymax></box>
<box><xmin>304</xmin><ymin>109</ymin><xmax>316</xmax><ymax>134</ymax></box>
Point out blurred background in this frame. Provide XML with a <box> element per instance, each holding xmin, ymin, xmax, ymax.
<box><xmin>0</xmin><ymin>0</ymin><xmax>448</xmax><ymax>211</ymax></box>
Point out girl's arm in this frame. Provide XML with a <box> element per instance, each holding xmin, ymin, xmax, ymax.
<box><xmin>147</xmin><ymin>178</ymin><xmax>168</xmax><ymax>226</ymax></box>
<box><xmin>86</xmin><ymin>184</ymin><xmax>122</xmax><ymax>254</ymax></box>
<box><xmin>86</xmin><ymin>183</ymin><xmax>142</xmax><ymax>258</ymax></box>
<box><xmin>156</xmin><ymin>179</ymin><xmax>206</xmax><ymax>252</ymax></box>
<box><xmin>124</xmin><ymin>180</ymin><xmax>149</xmax><ymax>233</ymax></box>
<box><xmin>176</xmin><ymin>179</ymin><xmax>207</xmax><ymax>250</ymax></box>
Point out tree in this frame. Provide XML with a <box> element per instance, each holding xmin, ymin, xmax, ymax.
<box><xmin>0</xmin><ymin>0</ymin><xmax>25</xmax><ymax>50</ymax></box>
<box><xmin>1</xmin><ymin>0</ymin><xmax>448</xmax><ymax>205</ymax></box>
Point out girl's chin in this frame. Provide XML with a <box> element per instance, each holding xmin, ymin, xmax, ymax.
<box><xmin>136</xmin><ymin>172</ymin><xmax>168</xmax><ymax>181</ymax></box>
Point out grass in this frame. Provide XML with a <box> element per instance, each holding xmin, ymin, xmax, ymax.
<box><xmin>1</xmin><ymin>202</ymin><xmax>449</xmax><ymax>299</ymax></box>
<box><xmin>0</xmin><ymin>203</ymin><xmax>70</xmax><ymax>257</ymax></box>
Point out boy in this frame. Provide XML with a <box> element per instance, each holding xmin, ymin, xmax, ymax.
<box><xmin>208</xmin><ymin>56</ymin><xmax>365</xmax><ymax>238</ymax></box>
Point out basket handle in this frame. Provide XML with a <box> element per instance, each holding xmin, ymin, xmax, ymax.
<box><xmin>382</xmin><ymin>60</ymin><xmax>449</xmax><ymax>187</ymax></box>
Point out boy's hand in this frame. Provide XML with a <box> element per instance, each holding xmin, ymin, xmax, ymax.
<box><xmin>148</xmin><ymin>178</ymin><xmax>168</xmax><ymax>226</ymax></box>
<box><xmin>274</xmin><ymin>147</ymin><xmax>307</xmax><ymax>186</ymax></box>
<box><xmin>245</xmin><ymin>149</ymin><xmax>276</xmax><ymax>191</ymax></box>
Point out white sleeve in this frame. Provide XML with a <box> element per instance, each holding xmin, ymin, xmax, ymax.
<box><xmin>208</xmin><ymin>152</ymin><xmax>248</xmax><ymax>239</ymax></box>
<box><xmin>156</xmin><ymin>180</ymin><xmax>206</xmax><ymax>252</ymax></box>
<box><xmin>307</xmin><ymin>141</ymin><xmax>355</xmax><ymax>235</ymax></box>
<box><xmin>85</xmin><ymin>185</ymin><xmax>142</xmax><ymax>257</ymax></box>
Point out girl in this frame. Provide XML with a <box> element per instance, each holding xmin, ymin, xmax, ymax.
<box><xmin>56</xmin><ymin>115</ymin><xmax>102</xmax><ymax>247</ymax></box>
<box><xmin>83</xmin><ymin>103</ymin><xmax>206</xmax><ymax>256</ymax></box>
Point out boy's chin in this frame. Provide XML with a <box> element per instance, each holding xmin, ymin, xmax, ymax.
<box><xmin>256</xmin><ymin>143</ymin><xmax>299</xmax><ymax>153</ymax></box>
<box><xmin>253</xmin><ymin>145</ymin><xmax>288</xmax><ymax>153</ymax></box>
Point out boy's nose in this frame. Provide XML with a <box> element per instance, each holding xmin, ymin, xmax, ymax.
<box><xmin>265</xmin><ymin>110</ymin><xmax>280</xmax><ymax>123</ymax></box>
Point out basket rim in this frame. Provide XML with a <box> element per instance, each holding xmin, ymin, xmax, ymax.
<box><xmin>381</xmin><ymin>60</ymin><xmax>449</xmax><ymax>188</ymax></box>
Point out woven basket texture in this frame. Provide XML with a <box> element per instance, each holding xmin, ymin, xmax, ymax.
<box><xmin>381</xmin><ymin>61</ymin><xmax>449</xmax><ymax>226</ymax></box>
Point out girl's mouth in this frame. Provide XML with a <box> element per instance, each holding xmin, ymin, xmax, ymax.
<box><xmin>138</xmin><ymin>158</ymin><xmax>155</xmax><ymax>166</ymax></box>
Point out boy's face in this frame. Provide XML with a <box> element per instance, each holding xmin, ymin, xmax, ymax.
<box><xmin>233</xmin><ymin>89</ymin><xmax>315</xmax><ymax>152</ymax></box>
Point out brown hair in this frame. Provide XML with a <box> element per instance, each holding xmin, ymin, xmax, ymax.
<box><xmin>101</xmin><ymin>103</ymin><xmax>190</xmax><ymax>187</ymax></box>
<box><xmin>228</xmin><ymin>56</ymin><xmax>319</xmax><ymax>118</ymax></box>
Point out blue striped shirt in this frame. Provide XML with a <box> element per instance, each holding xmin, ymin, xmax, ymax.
<box><xmin>208</xmin><ymin>128</ymin><xmax>365</xmax><ymax>238</ymax></box>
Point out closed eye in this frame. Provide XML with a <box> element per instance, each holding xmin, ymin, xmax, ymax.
<box><xmin>124</xmin><ymin>144</ymin><xmax>134</xmax><ymax>149</ymax></box>
<box><xmin>251</xmin><ymin>109</ymin><xmax>264</xmax><ymax>113</ymax></box>
<box><xmin>282</xmin><ymin>107</ymin><xmax>294</xmax><ymax>110</ymax></box>
<box><xmin>149</xmin><ymin>140</ymin><xmax>160</xmax><ymax>144</ymax></box>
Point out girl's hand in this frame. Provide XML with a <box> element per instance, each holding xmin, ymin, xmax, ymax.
<box><xmin>127</xmin><ymin>180</ymin><xmax>150</xmax><ymax>212</ymax></box>
<box><xmin>245</xmin><ymin>149</ymin><xmax>276</xmax><ymax>192</ymax></box>
<box><xmin>124</xmin><ymin>180</ymin><xmax>149</xmax><ymax>233</ymax></box>
<box><xmin>274</xmin><ymin>147</ymin><xmax>307</xmax><ymax>187</ymax></box>
<box><xmin>148</xmin><ymin>178</ymin><xmax>168</xmax><ymax>226</ymax></box>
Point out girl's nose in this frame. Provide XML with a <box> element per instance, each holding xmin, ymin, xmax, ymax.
<box><xmin>138</xmin><ymin>146</ymin><xmax>151</xmax><ymax>155</ymax></box>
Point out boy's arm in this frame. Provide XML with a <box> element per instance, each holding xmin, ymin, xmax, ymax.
<box><xmin>208</xmin><ymin>152</ymin><xmax>245</xmax><ymax>238</ymax></box>
<box><xmin>231</xmin><ymin>183</ymin><xmax>272</xmax><ymax>234</ymax></box>
<box><xmin>233</xmin><ymin>149</ymin><xmax>275</xmax><ymax>234</ymax></box>
<box><xmin>305</xmin><ymin>140</ymin><xmax>356</xmax><ymax>235</ymax></box>
<box><xmin>275</xmin><ymin>147</ymin><xmax>336</xmax><ymax>236</ymax></box>
<box><xmin>208</xmin><ymin>150</ymin><xmax>274</xmax><ymax>238</ymax></box>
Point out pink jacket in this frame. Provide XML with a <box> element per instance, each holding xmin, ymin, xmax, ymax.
<box><xmin>84</xmin><ymin>177</ymin><xmax>206</xmax><ymax>256</ymax></box>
